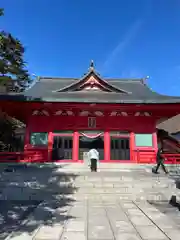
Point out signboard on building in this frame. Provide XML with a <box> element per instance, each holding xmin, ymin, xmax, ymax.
<box><xmin>88</xmin><ymin>117</ymin><xmax>96</xmax><ymax>128</ymax></box>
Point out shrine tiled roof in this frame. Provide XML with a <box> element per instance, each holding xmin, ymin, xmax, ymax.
<box><xmin>1</xmin><ymin>62</ymin><xmax>180</xmax><ymax>104</ymax></box>
<box><xmin>17</xmin><ymin>78</ymin><xmax>180</xmax><ymax>103</ymax></box>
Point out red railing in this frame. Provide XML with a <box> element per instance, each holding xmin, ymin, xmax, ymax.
<box><xmin>162</xmin><ymin>153</ymin><xmax>180</xmax><ymax>164</ymax></box>
<box><xmin>135</xmin><ymin>149</ymin><xmax>156</xmax><ymax>163</ymax></box>
<box><xmin>0</xmin><ymin>152</ymin><xmax>24</xmax><ymax>162</ymax></box>
<box><xmin>134</xmin><ymin>150</ymin><xmax>180</xmax><ymax>164</ymax></box>
<box><xmin>1</xmin><ymin>151</ymin><xmax>180</xmax><ymax>164</ymax></box>
<box><xmin>0</xmin><ymin>148</ymin><xmax>48</xmax><ymax>163</ymax></box>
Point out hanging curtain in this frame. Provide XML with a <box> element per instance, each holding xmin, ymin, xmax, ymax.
<box><xmin>80</xmin><ymin>132</ymin><xmax>103</xmax><ymax>139</ymax></box>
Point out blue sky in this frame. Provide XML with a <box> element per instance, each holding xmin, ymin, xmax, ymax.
<box><xmin>1</xmin><ymin>0</ymin><xmax>180</xmax><ymax>95</ymax></box>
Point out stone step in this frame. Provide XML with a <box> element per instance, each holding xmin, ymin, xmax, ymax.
<box><xmin>69</xmin><ymin>193</ymin><xmax>170</xmax><ymax>201</ymax></box>
<box><xmin>0</xmin><ymin>182</ymin><xmax>175</xmax><ymax>190</ymax></box>
<box><xmin>73</xmin><ymin>179</ymin><xmax>176</xmax><ymax>189</ymax></box>
<box><xmin>53</xmin><ymin>162</ymin><xmax>180</xmax><ymax>169</ymax></box>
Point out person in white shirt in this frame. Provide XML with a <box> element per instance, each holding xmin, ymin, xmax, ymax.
<box><xmin>87</xmin><ymin>148</ymin><xmax>99</xmax><ymax>172</ymax></box>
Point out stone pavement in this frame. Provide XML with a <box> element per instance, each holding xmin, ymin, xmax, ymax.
<box><xmin>7</xmin><ymin>199</ymin><xmax>180</xmax><ymax>240</ymax></box>
<box><xmin>0</xmin><ymin>163</ymin><xmax>180</xmax><ymax>240</ymax></box>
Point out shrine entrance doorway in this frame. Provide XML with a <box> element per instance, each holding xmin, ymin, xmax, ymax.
<box><xmin>78</xmin><ymin>131</ymin><xmax>104</xmax><ymax>162</ymax></box>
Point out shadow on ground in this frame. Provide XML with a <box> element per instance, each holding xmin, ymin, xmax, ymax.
<box><xmin>0</xmin><ymin>163</ymin><xmax>78</xmax><ymax>239</ymax></box>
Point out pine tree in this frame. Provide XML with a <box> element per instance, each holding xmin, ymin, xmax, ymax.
<box><xmin>0</xmin><ymin>8</ymin><xmax>31</xmax><ymax>92</ymax></box>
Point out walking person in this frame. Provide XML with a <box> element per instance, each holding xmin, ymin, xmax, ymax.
<box><xmin>153</xmin><ymin>139</ymin><xmax>168</xmax><ymax>174</ymax></box>
<box><xmin>87</xmin><ymin>148</ymin><xmax>99</xmax><ymax>172</ymax></box>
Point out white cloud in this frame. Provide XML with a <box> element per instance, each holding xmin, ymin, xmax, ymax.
<box><xmin>102</xmin><ymin>19</ymin><xmax>143</xmax><ymax>73</ymax></box>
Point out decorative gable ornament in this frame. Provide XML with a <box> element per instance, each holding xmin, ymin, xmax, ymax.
<box><xmin>54</xmin><ymin>110</ymin><xmax>62</xmax><ymax>115</ymax></box>
<box><xmin>144</xmin><ymin>112</ymin><xmax>151</xmax><ymax>116</ymax></box>
<box><xmin>79</xmin><ymin>110</ymin><xmax>104</xmax><ymax>116</ymax></box>
<box><xmin>79</xmin><ymin>111</ymin><xmax>91</xmax><ymax>116</ymax></box>
<box><xmin>110</xmin><ymin>111</ymin><xmax>117</xmax><ymax>116</ymax></box>
<box><xmin>54</xmin><ymin>110</ymin><xmax>74</xmax><ymax>116</ymax></box>
<box><xmin>61</xmin><ymin>111</ymin><xmax>68</xmax><ymax>116</ymax></box>
<box><xmin>94</xmin><ymin>111</ymin><xmax>104</xmax><ymax>116</ymax></box>
<box><xmin>67</xmin><ymin>110</ymin><xmax>74</xmax><ymax>116</ymax></box>
<box><xmin>54</xmin><ymin>61</ymin><xmax>129</xmax><ymax>94</ymax></box>
<box><xmin>121</xmin><ymin>112</ymin><xmax>128</xmax><ymax>116</ymax></box>
<box><xmin>78</xmin><ymin>75</ymin><xmax>112</xmax><ymax>92</ymax></box>
<box><xmin>110</xmin><ymin>111</ymin><xmax>128</xmax><ymax>116</ymax></box>
<box><xmin>134</xmin><ymin>112</ymin><xmax>151</xmax><ymax>116</ymax></box>
<box><xmin>32</xmin><ymin>110</ymin><xmax>49</xmax><ymax>116</ymax></box>
<box><xmin>86</xmin><ymin>76</ymin><xmax>98</xmax><ymax>86</ymax></box>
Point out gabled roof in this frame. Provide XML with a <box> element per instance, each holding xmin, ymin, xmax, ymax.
<box><xmin>1</xmin><ymin>61</ymin><xmax>180</xmax><ymax>104</ymax></box>
<box><xmin>54</xmin><ymin>62</ymin><xmax>129</xmax><ymax>93</ymax></box>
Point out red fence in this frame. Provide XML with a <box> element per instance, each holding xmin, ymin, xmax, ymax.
<box><xmin>135</xmin><ymin>149</ymin><xmax>156</xmax><ymax>163</ymax></box>
<box><xmin>0</xmin><ymin>149</ymin><xmax>48</xmax><ymax>163</ymax></box>
<box><xmin>1</xmin><ymin>151</ymin><xmax>180</xmax><ymax>164</ymax></box>
<box><xmin>162</xmin><ymin>153</ymin><xmax>180</xmax><ymax>164</ymax></box>
<box><xmin>0</xmin><ymin>152</ymin><xmax>24</xmax><ymax>162</ymax></box>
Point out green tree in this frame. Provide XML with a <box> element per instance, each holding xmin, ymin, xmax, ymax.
<box><xmin>0</xmin><ymin>8</ymin><xmax>28</xmax><ymax>152</ymax></box>
<box><xmin>0</xmin><ymin>8</ymin><xmax>31</xmax><ymax>92</ymax></box>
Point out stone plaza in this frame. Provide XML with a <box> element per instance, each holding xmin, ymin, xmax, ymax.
<box><xmin>0</xmin><ymin>163</ymin><xmax>180</xmax><ymax>240</ymax></box>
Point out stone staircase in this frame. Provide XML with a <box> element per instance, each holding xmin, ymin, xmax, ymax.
<box><xmin>70</xmin><ymin>171</ymin><xmax>178</xmax><ymax>202</ymax></box>
<box><xmin>0</xmin><ymin>163</ymin><xmax>178</xmax><ymax>202</ymax></box>
<box><xmin>54</xmin><ymin>162</ymin><xmax>180</xmax><ymax>172</ymax></box>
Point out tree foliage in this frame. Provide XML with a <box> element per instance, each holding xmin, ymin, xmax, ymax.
<box><xmin>0</xmin><ymin>8</ymin><xmax>27</xmax><ymax>153</ymax></box>
<box><xmin>0</xmin><ymin>8</ymin><xmax>31</xmax><ymax>91</ymax></box>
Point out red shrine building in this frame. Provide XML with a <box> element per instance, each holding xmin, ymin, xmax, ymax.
<box><xmin>1</xmin><ymin>61</ymin><xmax>180</xmax><ymax>163</ymax></box>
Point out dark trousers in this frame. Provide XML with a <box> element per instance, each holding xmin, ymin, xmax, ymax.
<box><xmin>155</xmin><ymin>158</ymin><xmax>168</xmax><ymax>174</ymax></box>
<box><xmin>90</xmin><ymin>158</ymin><xmax>97</xmax><ymax>172</ymax></box>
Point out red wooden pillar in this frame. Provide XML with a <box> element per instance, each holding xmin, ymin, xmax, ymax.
<box><xmin>104</xmin><ymin>131</ymin><xmax>110</xmax><ymax>162</ymax></box>
<box><xmin>153</xmin><ymin>132</ymin><xmax>158</xmax><ymax>150</ymax></box>
<box><xmin>48</xmin><ymin>132</ymin><xmax>53</xmax><ymax>162</ymax></box>
<box><xmin>73</xmin><ymin>131</ymin><xmax>79</xmax><ymax>161</ymax></box>
<box><xmin>130</xmin><ymin>132</ymin><xmax>136</xmax><ymax>162</ymax></box>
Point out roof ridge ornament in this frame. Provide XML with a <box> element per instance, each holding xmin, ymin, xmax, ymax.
<box><xmin>88</xmin><ymin>60</ymin><xmax>100</xmax><ymax>76</ymax></box>
<box><xmin>141</xmin><ymin>75</ymin><xmax>149</xmax><ymax>85</ymax></box>
<box><xmin>89</xmin><ymin>60</ymin><xmax>94</xmax><ymax>71</ymax></box>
